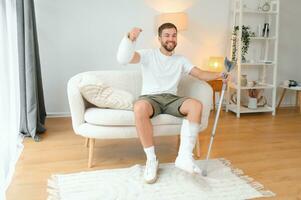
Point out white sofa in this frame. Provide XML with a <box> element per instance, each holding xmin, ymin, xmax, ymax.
<box><xmin>67</xmin><ymin>70</ymin><xmax>213</xmax><ymax>167</ymax></box>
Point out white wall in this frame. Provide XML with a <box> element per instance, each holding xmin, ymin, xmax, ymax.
<box><xmin>278</xmin><ymin>0</ymin><xmax>301</xmax><ymax>105</ymax></box>
<box><xmin>34</xmin><ymin>0</ymin><xmax>300</xmax><ymax>115</ymax></box>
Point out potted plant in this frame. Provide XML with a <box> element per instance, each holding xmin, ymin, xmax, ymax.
<box><xmin>248</xmin><ymin>89</ymin><xmax>260</xmax><ymax>109</ymax></box>
<box><xmin>248</xmin><ymin>89</ymin><xmax>258</xmax><ymax>109</ymax></box>
<box><xmin>232</xmin><ymin>25</ymin><xmax>255</xmax><ymax>62</ymax></box>
<box><xmin>248</xmin><ymin>88</ymin><xmax>265</xmax><ymax>109</ymax></box>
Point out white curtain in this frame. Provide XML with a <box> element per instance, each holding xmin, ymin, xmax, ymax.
<box><xmin>0</xmin><ymin>0</ymin><xmax>23</xmax><ymax>199</ymax></box>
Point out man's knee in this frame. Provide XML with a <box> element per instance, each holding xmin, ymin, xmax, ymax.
<box><xmin>182</xmin><ymin>99</ymin><xmax>203</xmax><ymax>114</ymax></box>
<box><xmin>134</xmin><ymin>100</ymin><xmax>153</xmax><ymax>117</ymax></box>
<box><xmin>193</xmin><ymin>100</ymin><xmax>203</xmax><ymax>113</ymax></box>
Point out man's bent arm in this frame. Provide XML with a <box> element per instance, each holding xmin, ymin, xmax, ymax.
<box><xmin>116</xmin><ymin>36</ymin><xmax>140</xmax><ymax>64</ymax></box>
<box><xmin>117</xmin><ymin>28</ymin><xmax>142</xmax><ymax>65</ymax></box>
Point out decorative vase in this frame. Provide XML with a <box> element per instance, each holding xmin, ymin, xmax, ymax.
<box><xmin>271</xmin><ymin>0</ymin><xmax>277</xmax><ymax>12</ymax></box>
<box><xmin>262</xmin><ymin>1</ymin><xmax>271</xmax><ymax>12</ymax></box>
<box><xmin>262</xmin><ymin>23</ymin><xmax>270</xmax><ymax>37</ymax></box>
<box><xmin>248</xmin><ymin>97</ymin><xmax>257</xmax><ymax>109</ymax></box>
<box><xmin>241</xmin><ymin>75</ymin><xmax>248</xmax><ymax>87</ymax></box>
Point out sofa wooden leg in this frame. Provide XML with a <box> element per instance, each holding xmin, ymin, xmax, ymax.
<box><xmin>298</xmin><ymin>91</ymin><xmax>301</xmax><ymax>112</ymax></box>
<box><xmin>85</xmin><ymin>138</ymin><xmax>90</xmax><ymax>148</ymax></box>
<box><xmin>176</xmin><ymin>135</ymin><xmax>180</xmax><ymax>151</ymax></box>
<box><xmin>88</xmin><ymin>138</ymin><xmax>95</xmax><ymax>168</ymax></box>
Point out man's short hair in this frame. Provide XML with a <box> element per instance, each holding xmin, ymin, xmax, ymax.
<box><xmin>158</xmin><ymin>23</ymin><xmax>178</xmax><ymax>37</ymax></box>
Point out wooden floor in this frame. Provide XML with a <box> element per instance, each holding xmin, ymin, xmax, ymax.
<box><xmin>6</xmin><ymin>108</ymin><xmax>301</xmax><ymax>200</ymax></box>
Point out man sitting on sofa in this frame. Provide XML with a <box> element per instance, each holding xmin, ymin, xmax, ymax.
<box><xmin>117</xmin><ymin>23</ymin><xmax>229</xmax><ymax>184</ymax></box>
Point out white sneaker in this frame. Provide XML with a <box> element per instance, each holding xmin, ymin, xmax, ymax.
<box><xmin>175</xmin><ymin>156</ymin><xmax>202</xmax><ymax>174</ymax></box>
<box><xmin>144</xmin><ymin>159</ymin><xmax>159</xmax><ymax>184</ymax></box>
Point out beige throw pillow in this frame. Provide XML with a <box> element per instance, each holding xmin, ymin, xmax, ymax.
<box><xmin>79</xmin><ymin>75</ymin><xmax>133</xmax><ymax>110</ymax></box>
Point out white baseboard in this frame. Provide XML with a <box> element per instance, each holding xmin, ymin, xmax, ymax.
<box><xmin>214</xmin><ymin>102</ymin><xmax>296</xmax><ymax>109</ymax></box>
<box><xmin>279</xmin><ymin>102</ymin><xmax>297</xmax><ymax>107</ymax></box>
<box><xmin>47</xmin><ymin>112</ymin><xmax>71</xmax><ymax>118</ymax></box>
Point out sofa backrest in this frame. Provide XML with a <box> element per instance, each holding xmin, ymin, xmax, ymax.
<box><xmin>73</xmin><ymin>70</ymin><xmax>142</xmax><ymax>99</ymax></box>
<box><xmin>71</xmin><ymin>70</ymin><xmax>212</xmax><ymax>99</ymax></box>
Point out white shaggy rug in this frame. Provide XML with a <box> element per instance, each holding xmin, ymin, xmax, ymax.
<box><xmin>47</xmin><ymin>158</ymin><xmax>275</xmax><ymax>200</ymax></box>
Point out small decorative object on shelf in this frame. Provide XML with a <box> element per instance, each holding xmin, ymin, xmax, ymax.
<box><xmin>257</xmin><ymin>25</ymin><xmax>262</xmax><ymax>37</ymax></box>
<box><xmin>240</xmin><ymin>75</ymin><xmax>248</xmax><ymax>86</ymax></box>
<box><xmin>271</xmin><ymin>0</ymin><xmax>278</xmax><ymax>12</ymax></box>
<box><xmin>257</xmin><ymin>2</ymin><xmax>262</xmax><ymax>11</ymax></box>
<box><xmin>262</xmin><ymin>23</ymin><xmax>270</xmax><ymax>37</ymax></box>
<box><xmin>248</xmin><ymin>97</ymin><xmax>257</xmax><ymax>109</ymax></box>
<box><xmin>259</xmin><ymin>60</ymin><xmax>273</xmax><ymax>64</ymax></box>
<box><xmin>248</xmin><ymin>89</ymin><xmax>260</xmax><ymax>109</ymax></box>
<box><xmin>247</xmin><ymin>81</ymin><xmax>255</xmax><ymax>87</ymax></box>
<box><xmin>248</xmin><ymin>88</ymin><xmax>267</xmax><ymax>108</ymax></box>
<box><xmin>261</xmin><ymin>1</ymin><xmax>271</xmax><ymax>12</ymax></box>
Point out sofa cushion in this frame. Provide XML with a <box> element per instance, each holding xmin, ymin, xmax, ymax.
<box><xmin>79</xmin><ymin>75</ymin><xmax>133</xmax><ymax>110</ymax></box>
<box><xmin>84</xmin><ymin>107</ymin><xmax>183</xmax><ymax>126</ymax></box>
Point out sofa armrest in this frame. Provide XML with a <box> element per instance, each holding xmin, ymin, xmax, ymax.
<box><xmin>178</xmin><ymin>75</ymin><xmax>213</xmax><ymax>130</ymax></box>
<box><xmin>67</xmin><ymin>75</ymin><xmax>86</xmax><ymax>134</ymax></box>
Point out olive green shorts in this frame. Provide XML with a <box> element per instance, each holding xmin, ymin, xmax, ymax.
<box><xmin>135</xmin><ymin>93</ymin><xmax>189</xmax><ymax>118</ymax></box>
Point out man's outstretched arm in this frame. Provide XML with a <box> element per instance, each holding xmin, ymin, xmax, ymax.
<box><xmin>189</xmin><ymin>67</ymin><xmax>224</xmax><ymax>81</ymax></box>
<box><xmin>117</xmin><ymin>27</ymin><xmax>142</xmax><ymax>65</ymax></box>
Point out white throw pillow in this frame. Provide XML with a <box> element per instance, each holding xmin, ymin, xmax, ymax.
<box><xmin>79</xmin><ymin>75</ymin><xmax>133</xmax><ymax>110</ymax></box>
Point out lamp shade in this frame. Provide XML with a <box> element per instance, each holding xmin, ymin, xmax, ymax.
<box><xmin>208</xmin><ymin>57</ymin><xmax>224</xmax><ymax>72</ymax></box>
<box><xmin>156</xmin><ymin>12</ymin><xmax>188</xmax><ymax>31</ymax></box>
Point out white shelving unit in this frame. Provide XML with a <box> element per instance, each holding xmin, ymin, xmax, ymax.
<box><xmin>226</xmin><ymin>0</ymin><xmax>280</xmax><ymax>118</ymax></box>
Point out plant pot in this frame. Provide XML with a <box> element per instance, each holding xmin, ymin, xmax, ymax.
<box><xmin>248</xmin><ymin>97</ymin><xmax>257</xmax><ymax>109</ymax></box>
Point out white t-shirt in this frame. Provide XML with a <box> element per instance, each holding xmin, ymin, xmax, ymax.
<box><xmin>137</xmin><ymin>48</ymin><xmax>194</xmax><ymax>95</ymax></box>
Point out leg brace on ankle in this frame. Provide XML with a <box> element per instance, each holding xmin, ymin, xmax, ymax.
<box><xmin>178</xmin><ymin>119</ymin><xmax>200</xmax><ymax>157</ymax></box>
<box><xmin>176</xmin><ymin>119</ymin><xmax>202</xmax><ymax>174</ymax></box>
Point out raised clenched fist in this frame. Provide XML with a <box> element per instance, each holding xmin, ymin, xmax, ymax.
<box><xmin>128</xmin><ymin>27</ymin><xmax>142</xmax><ymax>42</ymax></box>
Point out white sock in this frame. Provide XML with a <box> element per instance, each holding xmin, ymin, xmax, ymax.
<box><xmin>144</xmin><ymin>146</ymin><xmax>156</xmax><ymax>161</ymax></box>
<box><xmin>176</xmin><ymin>119</ymin><xmax>201</xmax><ymax>174</ymax></box>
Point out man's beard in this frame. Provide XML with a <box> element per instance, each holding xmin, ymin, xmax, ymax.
<box><xmin>161</xmin><ymin>41</ymin><xmax>177</xmax><ymax>52</ymax></box>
